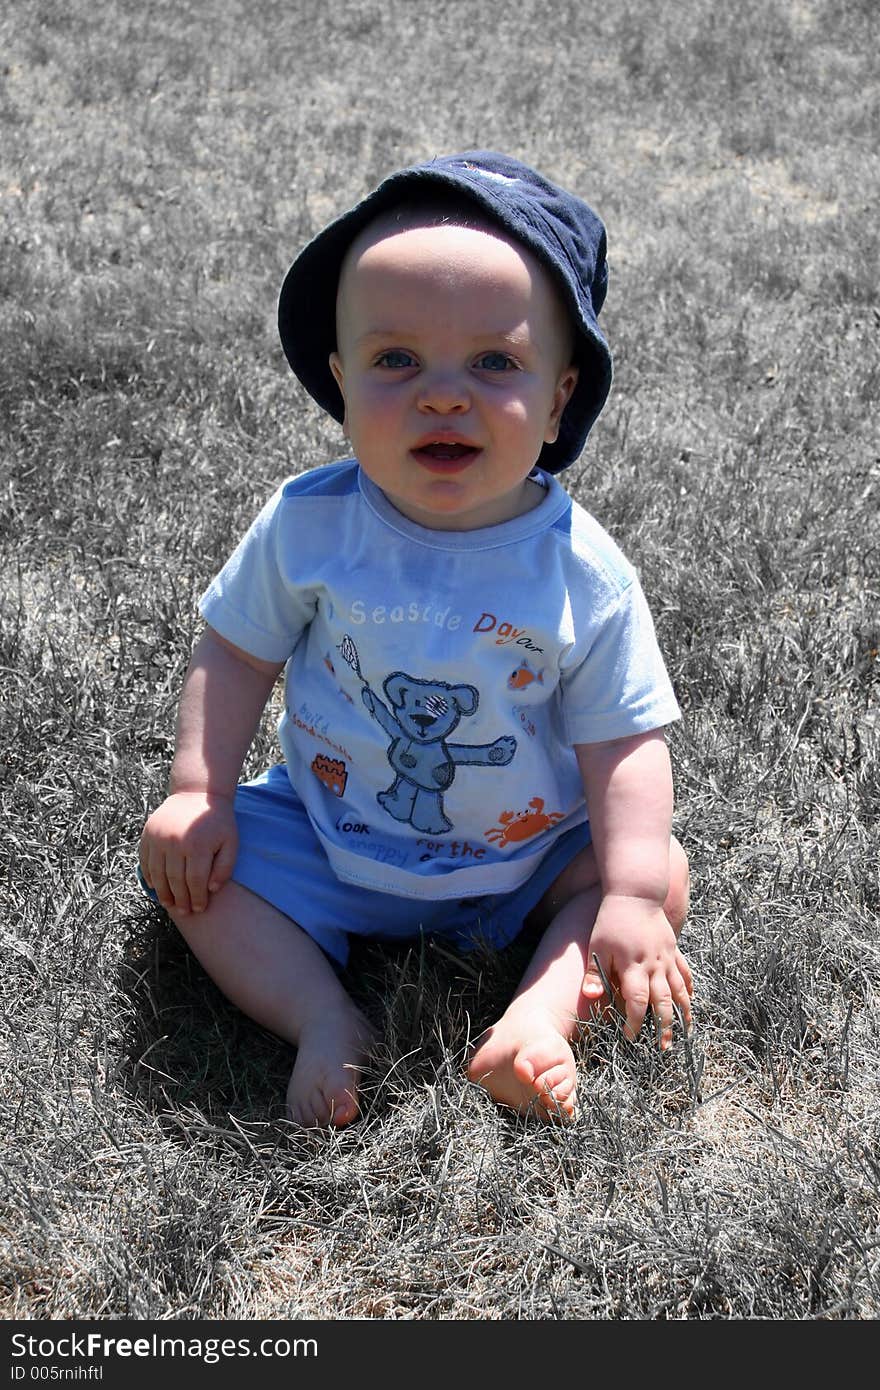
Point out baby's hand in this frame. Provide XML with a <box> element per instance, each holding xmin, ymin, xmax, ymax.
<box><xmin>582</xmin><ymin>894</ymin><xmax>693</xmax><ymax>1050</ymax></box>
<box><xmin>139</xmin><ymin>791</ymin><xmax>238</xmax><ymax>917</ymax></box>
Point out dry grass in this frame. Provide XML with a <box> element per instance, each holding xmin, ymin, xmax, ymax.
<box><xmin>1</xmin><ymin>0</ymin><xmax>878</xmax><ymax>1320</ymax></box>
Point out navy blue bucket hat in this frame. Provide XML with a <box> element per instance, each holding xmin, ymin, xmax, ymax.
<box><xmin>278</xmin><ymin>150</ymin><xmax>612</xmax><ymax>474</ymax></box>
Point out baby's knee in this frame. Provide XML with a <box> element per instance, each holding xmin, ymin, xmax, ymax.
<box><xmin>666</xmin><ymin>837</ymin><xmax>690</xmax><ymax>937</ymax></box>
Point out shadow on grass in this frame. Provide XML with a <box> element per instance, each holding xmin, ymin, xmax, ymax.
<box><xmin>120</xmin><ymin>905</ymin><xmax>292</xmax><ymax>1123</ymax></box>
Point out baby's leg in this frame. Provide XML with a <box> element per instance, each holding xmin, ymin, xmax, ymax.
<box><xmin>169</xmin><ymin>882</ymin><xmax>374</xmax><ymax>1127</ymax></box>
<box><xmin>467</xmin><ymin>840</ymin><xmax>689</xmax><ymax>1118</ymax></box>
<box><xmin>466</xmin><ymin>884</ymin><xmax>601</xmax><ymax>1118</ymax></box>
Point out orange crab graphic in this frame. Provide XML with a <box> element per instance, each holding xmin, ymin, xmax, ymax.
<box><xmin>485</xmin><ymin>796</ymin><xmax>564</xmax><ymax>846</ymax></box>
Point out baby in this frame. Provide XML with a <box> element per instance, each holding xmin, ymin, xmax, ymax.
<box><xmin>139</xmin><ymin>150</ymin><xmax>693</xmax><ymax>1128</ymax></box>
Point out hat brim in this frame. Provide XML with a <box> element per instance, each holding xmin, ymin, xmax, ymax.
<box><xmin>278</xmin><ymin>159</ymin><xmax>612</xmax><ymax>474</ymax></box>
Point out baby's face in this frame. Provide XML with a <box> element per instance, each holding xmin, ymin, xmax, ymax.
<box><xmin>329</xmin><ymin>219</ymin><xmax>578</xmax><ymax>531</ymax></box>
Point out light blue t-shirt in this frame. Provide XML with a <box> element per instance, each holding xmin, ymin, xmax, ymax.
<box><xmin>200</xmin><ymin>461</ymin><xmax>680</xmax><ymax>899</ymax></box>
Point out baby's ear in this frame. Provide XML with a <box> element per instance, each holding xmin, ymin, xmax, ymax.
<box><xmin>545</xmin><ymin>363</ymin><xmax>579</xmax><ymax>443</ymax></box>
<box><xmin>329</xmin><ymin>352</ymin><xmax>350</xmax><ymax>435</ymax></box>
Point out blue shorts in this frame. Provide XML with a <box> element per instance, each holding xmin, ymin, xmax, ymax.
<box><xmin>142</xmin><ymin>764</ymin><xmax>592</xmax><ymax>968</ymax></box>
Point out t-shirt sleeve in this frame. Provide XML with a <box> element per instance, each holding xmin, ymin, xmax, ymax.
<box><xmin>560</xmin><ymin>576</ymin><xmax>681</xmax><ymax>744</ymax></box>
<box><xmin>198</xmin><ymin>484</ymin><xmax>317</xmax><ymax>663</ymax></box>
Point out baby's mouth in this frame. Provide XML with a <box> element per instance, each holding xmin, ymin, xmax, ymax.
<box><xmin>419</xmin><ymin>442</ymin><xmax>472</xmax><ymax>459</ymax></box>
<box><xmin>412</xmin><ymin>440</ymin><xmax>481</xmax><ymax>470</ymax></box>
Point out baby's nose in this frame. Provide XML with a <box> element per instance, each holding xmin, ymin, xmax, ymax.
<box><xmin>417</xmin><ymin>371</ymin><xmax>470</xmax><ymax>414</ymax></box>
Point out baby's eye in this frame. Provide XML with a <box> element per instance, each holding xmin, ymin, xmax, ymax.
<box><xmin>375</xmin><ymin>349</ymin><xmax>417</xmax><ymax>369</ymax></box>
<box><xmin>475</xmin><ymin>351</ymin><xmax>516</xmax><ymax>372</ymax></box>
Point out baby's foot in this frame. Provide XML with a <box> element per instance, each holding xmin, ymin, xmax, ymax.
<box><xmin>286</xmin><ymin>1006</ymin><xmax>375</xmax><ymax>1128</ymax></box>
<box><xmin>466</xmin><ymin>1001</ymin><xmax>579</xmax><ymax>1120</ymax></box>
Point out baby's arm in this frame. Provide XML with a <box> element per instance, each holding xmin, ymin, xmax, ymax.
<box><xmin>139</xmin><ymin>626</ymin><xmax>285</xmax><ymax>916</ymax></box>
<box><xmin>576</xmin><ymin>730</ymin><xmax>692</xmax><ymax>1049</ymax></box>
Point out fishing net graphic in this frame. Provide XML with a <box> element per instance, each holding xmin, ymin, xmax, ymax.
<box><xmin>336</xmin><ymin>634</ymin><xmax>366</xmax><ymax>684</ymax></box>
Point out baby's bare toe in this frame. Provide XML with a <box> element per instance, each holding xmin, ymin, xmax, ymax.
<box><xmin>468</xmin><ymin>1013</ymin><xmax>579</xmax><ymax>1119</ymax></box>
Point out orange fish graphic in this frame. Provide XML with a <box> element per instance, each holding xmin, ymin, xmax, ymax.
<box><xmin>508</xmin><ymin>659</ymin><xmax>544</xmax><ymax>690</ymax></box>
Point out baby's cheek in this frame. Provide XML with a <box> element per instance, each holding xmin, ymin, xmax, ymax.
<box><xmin>356</xmin><ymin>384</ymin><xmax>407</xmax><ymax>428</ymax></box>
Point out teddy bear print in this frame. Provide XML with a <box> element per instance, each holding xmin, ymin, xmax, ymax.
<box><xmin>361</xmin><ymin>671</ymin><xmax>516</xmax><ymax>835</ymax></box>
